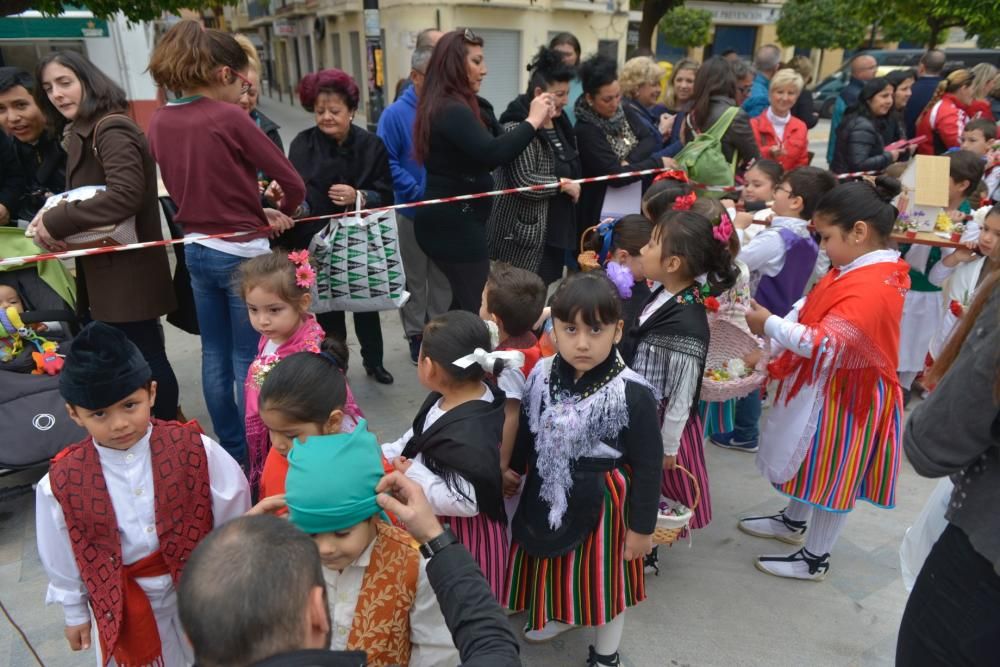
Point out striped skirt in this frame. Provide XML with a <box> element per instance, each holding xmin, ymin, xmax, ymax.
<box><xmin>699</xmin><ymin>399</ymin><xmax>736</xmax><ymax>439</ymax></box>
<box><xmin>505</xmin><ymin>468</ymin><xmax>645</xmax><ymax>630</ymax></box>
<box><xmin>448</xmin><ymin>513</ymin><xmax>509</xmax><ymax>603</ymax></box>
<box><xmin>662</xmin><ymin>414</ymin><xmax>713</xmax><ymax>531</ymax></box>
<box><xmin>777</xmin><ymin>377</ymin><xmax>902</xmax><ymax>511</ymax></box>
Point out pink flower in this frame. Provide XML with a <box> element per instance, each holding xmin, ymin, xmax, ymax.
<box><xmin>295</xmin><ymin>264</ymin><xmax>316</xmax><ymax>288</ymax></box>
<box><xmin>288</xmin><ymin>250</ymin><xmax>310</xmax><ymax>266</ymax></box>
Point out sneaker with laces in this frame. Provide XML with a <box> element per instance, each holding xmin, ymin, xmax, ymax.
<box><xmin>587</xmin><ymin>646</ymin><xmax>621</xmax><ymax>666</ymax></box>
<box><xmin>709</xmin><ymin>431</ymin><xmax>759</xmax><ymax>453</ymax></box>
<box><xmin>738</xmin><ymin>509</ymin><xmax>807</xmax><ymax>545</ymax></box>
<box><xmin>755</xmin><ymin>548</ymin><xmax>830</xmax><ymax>581</ymax></box>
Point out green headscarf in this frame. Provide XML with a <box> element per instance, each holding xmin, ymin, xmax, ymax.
<box><xmin>286</xmin><ymin>419</ymin><xmax>385</xmax><ymax>534</ymax></box>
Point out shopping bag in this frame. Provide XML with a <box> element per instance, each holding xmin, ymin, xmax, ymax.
<box><xmin>308</xmin><ymin>192</ymin><xmax>409</xmax><ymax>313</ymax></box>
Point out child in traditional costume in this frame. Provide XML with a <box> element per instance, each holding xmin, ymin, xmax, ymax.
<box><xmin>478</xmin><ymin>263</ymin><xmax>547</xmax><ymax>518</ymax></box>
<box><xmin>715</xmin><ymin>166</ymin><xmax>838</xmax><ymax>453</ymax></box>
<box><xmin>740</xmin><ymin>177</ymin><xmax>910</xmax><ymax>581</ymax></box>
<box><xmin>506</xmin><ymin>271</ymin><xmax>661</xmax><ymax>667</ymax></box>
<box><xmin>897</xmin><ymin>150</ymin><xmax>983</xmax><ymax>398</ymax></box>
<box><xmin>382</xmin><ymin>311</ymin><xmax>515</xmax><ymax>602</ymax></box>
<box><xmin>285</xmin><ymin>420</ymin><xmax>459</xmax><ymax>667</ymax></box>
<box><xmin>239</xmin><ymin>250</ymin><xmax>363</xmax><ymax>496</ymax></box>
<box><xmin>578</xmin><ymin>215</ymin><xmax>654</xmax><ymax>334</ymax></box>
<box><xmin>36</xmin><ymin>322</ymin><xmax>251</xmax><ymax>666</ymax></box>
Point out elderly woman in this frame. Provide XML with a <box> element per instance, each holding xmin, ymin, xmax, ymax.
<box><xmin>749</xmin><ymin>68</ymin><xmax>810</xmax><ymax>171</ymax></box>
<box><xmin>489</xmin><ymin>46</ymin><xmax>581</xmax><ymax>283</ymax></box>
<box><xmin>831</xmin><ymin>77</ymin><xmax>905</xmax><ymax>173</ymax></box>
<box><xmin>282</xmin><ymin>69</ymin><xmax>396</xmax><ymax>384</ymax></box>
<box><xmin>574</xmin><ymin>54</ymin><xmax>670</xmax><ymax>234</ymax></box>
<box><xmin>621</xmin><ymin>56</ymin><xmax>670</xmax><ymax>142</ymax></box>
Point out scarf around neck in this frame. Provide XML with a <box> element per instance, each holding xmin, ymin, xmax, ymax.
<box><xmin>574</xmin><ymin>97</ymin><xmax>638</xmax><ymax>162</ymax></box>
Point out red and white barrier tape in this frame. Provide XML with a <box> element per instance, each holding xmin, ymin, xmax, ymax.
<box><xmin>0</xmin><ymin>166</ymin><xmax>880</xmax><ymax>268</ymax></box>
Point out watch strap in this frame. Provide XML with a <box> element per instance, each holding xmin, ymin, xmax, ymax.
<box><xmin>419</xmin><ymin>528</ymin><xmax>458</xmax><ymax>559</ymax></box>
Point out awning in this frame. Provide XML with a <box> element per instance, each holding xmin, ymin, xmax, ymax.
<box><xmin>0</xmin><ymin>11</ymin><xmax>110</xmax><ymax>40</ymax></box>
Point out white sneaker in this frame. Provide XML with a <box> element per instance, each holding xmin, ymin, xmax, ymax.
<box><xmin>523</xmin><ymin>620</ymin><xmax>576</xmax><ymax>644</ymax></box>
<box><xmin>738</xmin><ymin>509</ymin><xmax>807</xmax><ymax>545</ymax></box>
<box><xmin>755</xmin><ymin>548</ymin><xmax>830</xmax><ymax>581</ymax></box>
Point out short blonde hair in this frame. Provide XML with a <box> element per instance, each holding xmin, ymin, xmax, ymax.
<box><xmin>620</xmin><ymin>56</ymin><xmax>665</xmax><ymax>98</ymax></box>
<box><xmin>233</xmin><ymin>33</ymin><xmax>261</xmax><ymax>74</ymax></box>
<box><xmin>769</xmin><ymin>68</ymin><xmax>804</xmax><ymax>94</ymax></box>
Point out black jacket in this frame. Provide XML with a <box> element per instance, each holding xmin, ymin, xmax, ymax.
<box><xmin>252</xmin><ymin>108</ymin><xmax>284</xmax><ymax>152</ymax></box>
<box><xmin>681</xmin><ymin>95</ymin><xmax>760</xmax><ymax>170</ymax></box>
<box><xmin>11</xmin><ymin>131</ymin><xmax>66</xmax><ymax>222</ymax></box>
<box><xmin>280</xmin><ymin>124</ymin><xmax>394</xmax><ymax>250</ymax></box>
<box><xmin>0</xmin><ymin>133</ymin><xmax>25</xmax><ymax>224</ymax></box>
<box><xmin>244</xmin><ymin>542</ymin><xmax>522</xmax><ymax>667</ymax></box>
<box><xmin>830</xmin><ymin>111</ymin><xmax>893</xmax><ymax>174</ymax></box>
<box><xmin>575</xmin><ymin>104</ymin><xmax>660</xmax><ymax>235</ymax></box>
<box><xmin>790</xmin><ymin>89</ymin><xmax>819</xmax><ymax>129</ymax></box>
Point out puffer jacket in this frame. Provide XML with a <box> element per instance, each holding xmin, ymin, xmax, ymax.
<box><xmin>830</xmin><ymin>112</ymin><xmax>894</xmax><ymax>174</ymax></box>
<box><xmin>682</xmin><ymin>95</ymin><xmax>760</xmax><ymax>170</ymax></box>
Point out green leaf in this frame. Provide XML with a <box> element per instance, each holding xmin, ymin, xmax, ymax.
<box><xmin>657</xmin><ymin>6</ymin><xmax>713</xmax><ymax>49</ymax></box>
<box><xmin>776</xmin><ymin>0</ymin><xmax>868</xmax><ymax>50</ymax></box>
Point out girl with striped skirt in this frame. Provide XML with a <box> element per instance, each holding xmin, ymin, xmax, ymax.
<box><xmin>506</xmin><ymin>272</ymin><xmax>661</xmax><ymax>667</ymax></box>
<box><xmin>382</xmin><ymin>311</ymin><xmax>516</xmax><ymax>602</ymax></box>
<box><xmin>740</xmin><ymin>178</ymin><xmax>908</xmax><ymax>581</ymax></box>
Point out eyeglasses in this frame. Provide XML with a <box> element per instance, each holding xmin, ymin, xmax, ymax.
<box><xmin>775</xmin><ymin>185</ymin><xmax>794</xmax><ymax>196</ymax></box>
<box><xmin>462</xmin><ymin>28</ymin><xmax>483</xmax><ymax>45</ymax></box>
<box><xmin>232</xmin><ymin>69</ymin><xmax>254</xmax><ymax>95</ymax></box>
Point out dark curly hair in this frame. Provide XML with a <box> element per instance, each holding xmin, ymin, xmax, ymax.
<box><xmin>527</xmin><ymin>46</ymin><xmax>575</xmax><ymax>94</ymax></box>
<box><xmin>298</xmin><ymin>69</ymin><xmax>360</xmax><ymax>112</ymax></box>
<box><xmin>579</xmin><ymin>54</ymin><xmax>618</xmax><ymax>97</ymax></box>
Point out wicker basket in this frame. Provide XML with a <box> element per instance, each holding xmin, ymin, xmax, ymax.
<box><xmin>701</xmin><ymin>316</ymin><xmax>767</xmax><ymax>403</ymax></box>
<box><xmin>652</xmin><ymin>465</ymin><xmax>700</xmax><ymax>545</ymax></box>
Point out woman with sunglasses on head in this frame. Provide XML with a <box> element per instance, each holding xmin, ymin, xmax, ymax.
<box><xmin>29</xmin><ymin>50</ymin><xmax>179</xmax><ymax>422</ymax></box>
<box><xmin>146</xmin><ymin>19</ymin><xmax>306</xmax><ymax>465</ymax></box>
<box><xmin>413</xmin><ymin>29</ymin><xmax>556</xmax><ymax>313</ymax></box>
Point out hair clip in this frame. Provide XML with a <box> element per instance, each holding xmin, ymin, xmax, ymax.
<box><xmin>596</xmin><ymin>217</ymin><xmax>619</xmax><ymax>264</ymax></box>
<box><xmin>653</xmin><ymin>169</ymin><xmax>689</xmax><ymax>184</ymax></box>
<box><xmin>673</xmin><ymin>192</ymin><xmax>697</xmax><ymax>211</ymax></box>
<box><xmin>452</xmin><ymin>348</ymin><xmax>524</xmax><ymax>372</ymax></box>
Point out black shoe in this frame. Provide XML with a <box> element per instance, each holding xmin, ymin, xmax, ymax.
<box><xmin>408</xmin><ymin>335</ymin><xmax>422</xmax><ymax>365</ymax></box>
<box><xmin>365</xmin><ymin>364</ymin><xmax>394</xmax><ymax>385</ymax></box>
<box><xmin>644</xmin><ymin>545</ymin><xmax>660</xmax><ymax>576</ymax></box>
<box><xmin>586</xmin><ymin>645</ymin><xmax>620</xmax><ymax>666</ymax></box>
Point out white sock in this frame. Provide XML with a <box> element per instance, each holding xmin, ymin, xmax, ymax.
<box><xmin>783</xmin><ymin>499</ymin><xmax>813</xmax><ymax>524</ymax></box>
<box><xmin>805</xmin><ymin>508</ymin><xmax>849</xmax><ymax>555</ymax></box>
<box><xmin>594</xmin><ymin>612</ymin><xmax>625</xmax><ymax>656</ymax></box>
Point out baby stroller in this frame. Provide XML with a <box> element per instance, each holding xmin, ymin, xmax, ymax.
<box><xmin>0</xmin><ymin>228</ymin><xmax>84</xmax><ymax>498</ymax></box>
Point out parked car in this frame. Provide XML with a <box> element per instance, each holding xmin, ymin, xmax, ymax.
<box><xmin>813</xmin><ymin>48</ymin><xmax>1000</xmax><ymax>118</ymax></box>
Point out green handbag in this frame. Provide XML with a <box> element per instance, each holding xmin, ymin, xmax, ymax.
<box><xmin>674</xmin><ymin>106</ymin><xmax>740</xmax><ymax>188</ymax></box>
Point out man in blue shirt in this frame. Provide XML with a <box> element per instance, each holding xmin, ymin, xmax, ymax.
<box><xmin>905</xmin><ymin>49</ymin><xmax>946</xmax><ymax>139</ymax></box>
<box><xmin>742</xmin><ymin>44</ymin><xmax>782</xmax><ymax>119</ymax></box>
<box><xmin>376</xmin><ymin>45</ymin><xmax>451</xmax><ymax>363</ymax></box>
<box><xmin>825</xmin><ymin>53</ymin><xmax>878</xmax><ymax>164</ymax></box>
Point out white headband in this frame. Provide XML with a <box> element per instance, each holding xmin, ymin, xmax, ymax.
<box><xmin>452</xmin><ymin>348</ymin><xmax>524</xmax><ymax>373</ymax></box>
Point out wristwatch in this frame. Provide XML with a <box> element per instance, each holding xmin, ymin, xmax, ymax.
<box><xmin>419</xmin><ymin>528</ymin><xmax>458</xmax><ymax>559</ymax></box>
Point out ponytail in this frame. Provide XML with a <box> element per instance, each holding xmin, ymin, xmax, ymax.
<box><xmin>147</xmin><ymin>19</ymin><xmax>248</xmax><ymax>92</ymax></box>
<box><xmin>919</xmin><ymin>68</ymin><xmax>974</xmax><ymax>121</ymax></box>
<box><xmin>653</xmin><ymin>210</ymin><xmax>739</xmax><ymax>295</ymax></box>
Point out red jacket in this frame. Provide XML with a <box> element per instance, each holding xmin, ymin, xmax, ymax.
<box><xmin>916</xmin><ymin>93</ymin><xmax>970</xmax><ymax>155</ymax></box>
<box><xmin>967</xmin><ymin>98</ymin><xmax>995</xmax><ymax>122</ymax></box>
<box><xmin>750</xmin><ymin>111</ymin><xmax>809</xmax><ymax>171</ymax></box>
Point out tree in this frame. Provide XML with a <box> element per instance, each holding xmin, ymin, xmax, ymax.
<box><xmin>657</xmin><ymin>6</ymin><xmax>713</xmax><ymax>49</ymax></box>
<box><xmin>634</xmin><ymin>0</ymin><xmax>680</xmax><ymax>57</ymax></box>
<box><xmin>873</xmin><ymin>0</ymin><xmax>998</xmax><ymax>48</ymax></box>
<box><xmin>1</xmin><ymin>0</ymin><xmax>236</xmax><ymax>23</ymax></box>
<box><xmin>776</xmin><ymin>0</ymin><xmax>868</xmax><ymax>51</ymax></box>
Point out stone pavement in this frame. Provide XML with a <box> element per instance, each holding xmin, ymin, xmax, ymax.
<box><xmin>0</xmin><ymin>97</ymin><xmax>934</xmax><ymax>667</ymax></box>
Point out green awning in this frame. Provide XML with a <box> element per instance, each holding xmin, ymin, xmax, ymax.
<box><xmin>0</xmin><ymin>15</ymin><xmax>109</xmax><ymax>40</ymax></box>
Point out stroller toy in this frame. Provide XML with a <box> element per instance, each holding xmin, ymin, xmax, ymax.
<box><xmin>0</xmin><ymin>306</ymin><xmax>64</xmax><ymax>376</ymax></box>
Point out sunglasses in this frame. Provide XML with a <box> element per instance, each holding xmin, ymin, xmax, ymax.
<box><xmin>462</xmin><ymin>28</ymin><xmax>483</xmax><ymax>45</ymax></box>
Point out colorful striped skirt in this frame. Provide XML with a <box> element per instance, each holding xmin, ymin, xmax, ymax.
<box><xmin>776</xmin><ymin>377</ymin><xmax>902</xmax><ymax>511</ymax></box>
<box><xmin>505</xmin><ymin>468</ymin><xmax>645</xmax><ymax>630</ymax></box>
<box><xmin>699</xmin><ymin>399</ymin><xmax>736</xmax><ymax>439</ymax></box>
<box><xmin>448</xmin><ymin>513</ymin><xmax>510</xmax><ymax>604</ymax></box>
<box><xmin>662</xmin><ymin>414</ymin><xmax>713</xmax><ymax>531</ymax></box>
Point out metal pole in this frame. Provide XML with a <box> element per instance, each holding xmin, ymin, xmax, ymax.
<box><xmin>362</xmin><ymin>0</ymin><xmax>384</xmax><ymax>131</ymax></box>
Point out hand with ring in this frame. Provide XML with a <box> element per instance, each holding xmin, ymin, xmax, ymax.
<box><xmin>328</xmin><ymin>184</ymin><xmax>357</xmax><ymax>207</ymax></box>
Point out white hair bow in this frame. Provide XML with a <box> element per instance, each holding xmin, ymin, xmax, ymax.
<box><xmin>452</xmin><ymin>348</ymin><xmax>525</xmax><ymax>372</ymax></box>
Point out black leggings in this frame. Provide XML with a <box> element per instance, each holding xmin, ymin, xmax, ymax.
<box><xmin>896</xmin><ymin>523</ymin><xmax>1000</xmax><ymax>665</ymax></box>
<box><xmin>105</xmin><ymin>319</ymin><xmax>179</xmax><ymax>421</ymax></box>
<box><xmin>432</xmin><ymin>257</ymin><xmax>490</xmax><ymax>314</ymax></box>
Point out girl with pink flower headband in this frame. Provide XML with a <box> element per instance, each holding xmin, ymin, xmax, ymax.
<box><xmin>236</xmin><ymin>250</ymin><xmax>363</xmax><ymax>496</ymax></box>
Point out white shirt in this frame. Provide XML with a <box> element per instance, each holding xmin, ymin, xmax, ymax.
<box><xmin>184</xmin><ymin>233</ymin><xmax>271</xmax><ymax>258</ymax></box>
<box><xmin>323</xmin><ymin>537</ymin><xmax>459</xmax><ymax>667</ymax></box>
<box><xmin>766</xmin><ymin>107</ymin><xmax>790</xmax><ymax>142</ymax></box>
<box><xmin>382</xmin><ymin>385</ymin><xmax>492</xmax><ymax>517</ymax></box>
<box><xmin>638</xmin><ymin>288</ymin><xmax>674</xmax><ymax>326</ymax></box>
<box><xmin>35</xmin><ymin>427</ymin><xmax>251</xmax><ymax>626</ymax></box>
<box><xmin>738</xmin><ymin>215</ymin><xmax>811</xmax><ymax>277</ymax></box>
<box><xmin>497</xmin><ymin>366</ymin><xmax>526</xmax><ymax>402</ymax></box>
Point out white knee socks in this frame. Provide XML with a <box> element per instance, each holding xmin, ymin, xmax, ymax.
<box><xmin>805</xmin><ymin>508</ymin><xmax>849</xmax><ymax>556</ymax></box>
<box><xmin>783</xmin><ymin>499</ymin><xmax>813</xmax><ymax>524</ymax></box>
<box><xmin>595</xmin><ymin>611</ymin><xmax>626</xmax><ymax>656</ymax></box>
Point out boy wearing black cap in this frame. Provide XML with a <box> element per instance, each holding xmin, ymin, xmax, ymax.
<box><xmin>35</xmin><ymin>322</ymin><xmax>251</xmax><ymax>667</ymax></box>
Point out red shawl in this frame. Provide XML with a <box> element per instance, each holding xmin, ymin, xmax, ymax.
<box><xmin>769</xmin><ymin>257</ymin><xmax>910</xmax><ymax>419</ymax></box>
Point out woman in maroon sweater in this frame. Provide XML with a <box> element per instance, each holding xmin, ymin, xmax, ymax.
<box><xmin>147</xmin><ymin>20</ymin><xmax>305</xmax><ymax>463</ymax></box>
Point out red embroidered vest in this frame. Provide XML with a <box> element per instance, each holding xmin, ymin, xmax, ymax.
<box><xmin>498</xmin><ymin>332</ymin><xmax>543</xmax><ymax>379</ymax></box>
<box><xmin>49</xmin><ymin>420</ymin><xmax>214</xmax><ymax>663</ymax></box>
<box><xmin>346</xmin><ymin>522</ymin><xmax>420</xmax><ymax>667</ymax></box>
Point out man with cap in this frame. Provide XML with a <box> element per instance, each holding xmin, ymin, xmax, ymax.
<box><xmin>35</xmin><ymin>321</ymin><xmax>250</xmax><ymax>666</ymax></box>
<box><xmin>279</xmin><ymin>420</ymin><xmax>459</xmax><ymax>666</ymax></box>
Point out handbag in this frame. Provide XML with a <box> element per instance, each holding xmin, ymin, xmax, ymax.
<box><xmin>33</xmin><ymin>114</ymin><xmax>139</xmax><ymax>250</ymax></box>
<box><xmin>309</xmin><ymin>192</ymin><xmax>410</xmax><ymax>313</ymax></box>
<box><xmin>674</xmin><ymin>106</ymin><xmax>739</xmax><ymax>190</ymax></box>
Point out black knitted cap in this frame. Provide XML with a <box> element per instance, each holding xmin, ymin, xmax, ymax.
<box><xmin>59</xmin><ymin>322</ymin><xmax>152</xmax><ymax>409</ymax></box>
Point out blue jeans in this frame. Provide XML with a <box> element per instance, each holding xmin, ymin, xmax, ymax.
<box><xmin>732</xmin><ymin>390</ymin><xmax>762</xmax><ymax>442</ymax></box>
<box><xmin>184</xmin><ymin>243</ymin><xmax>259</xmax><ymax>462</ymax></box>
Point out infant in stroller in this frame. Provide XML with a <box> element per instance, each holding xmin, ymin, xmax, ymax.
<box><xmin>0</xmin><ymin>283</ymin><xmax>65</xmax><ymax>374</ymax></box>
